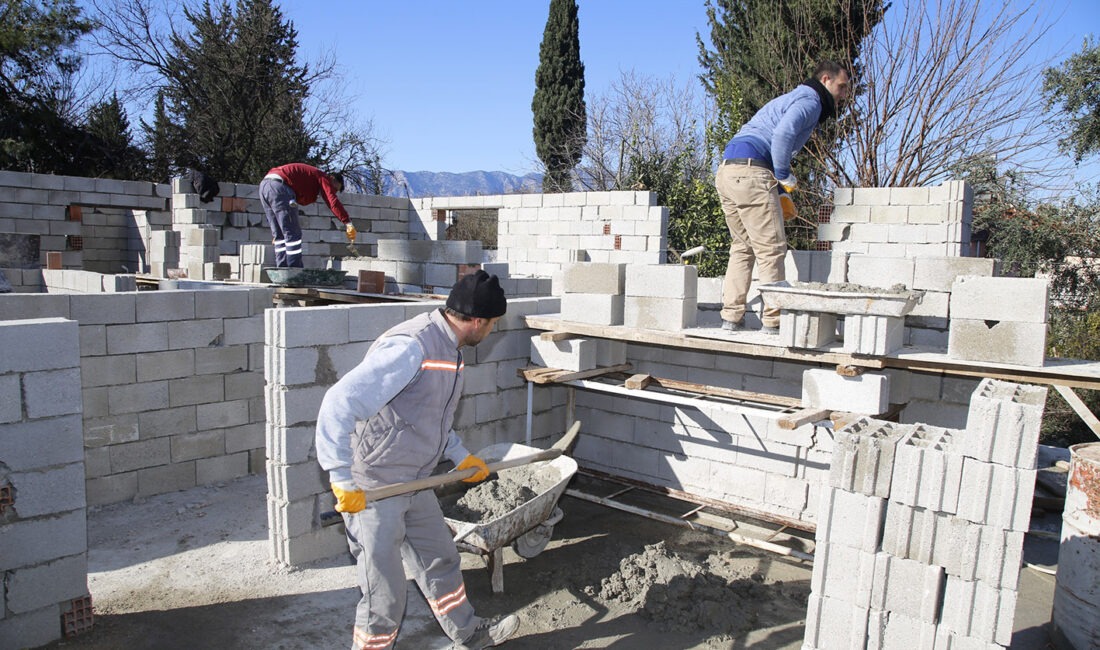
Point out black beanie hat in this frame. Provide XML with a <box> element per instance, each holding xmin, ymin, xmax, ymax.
<box><xmin>446</xmin><ymin>270</ymin><xmax>507</xmax><ymax>318</ymax></box>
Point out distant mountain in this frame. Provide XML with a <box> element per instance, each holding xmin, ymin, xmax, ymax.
<box><xmin>380</xmin><ymin>170</ymin><xmax>542</xmax><ymax>199</ymax></box>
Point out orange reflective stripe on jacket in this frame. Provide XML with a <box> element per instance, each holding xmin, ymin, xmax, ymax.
<box><xmin>421</xmin><ymin>359</ymin><xmax>464</xmax><ymax>372</ymax></box>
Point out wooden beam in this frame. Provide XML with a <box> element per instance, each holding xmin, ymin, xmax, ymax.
<box><xmin>519</xmin><ymin>364</ymin><xmax>634</xmax><ymax>385</ymax></box>
<box><xmin>539</xmin><ymin>331</ymin><xmax>574</xmax><ymax>342</ymax></box>
<box><xmin>642</xmin><ymin>375</ymin><xmax>803</xmax><ymax>408</ymax></box>
<box><xmin>625</xmin><ymin>373</ymin><xmax>652</xmax><ymax>390</ymax></box>
<box><xmin>778</xmin><ymin>407</ymin><xmax>832</xmax><ymax>430</ymax></box>
<box><xmin>1053</xmin><ymin>384</ymin><xmax>1100</xmax><ymax>440</ymax></box>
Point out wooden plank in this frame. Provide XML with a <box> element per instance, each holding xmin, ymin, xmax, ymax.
<box><xmin>539</xmin><ymin>331</ymin><xmax>574</xmax><ymax>342</ymax></box>
<box><xmin>523</xmin><ymin>314</ymin><xmax>886</xmax><ymax>369</ymax></box>
<box><xmin>778</xmin><ymin>407</ymin><xmax>832</xmax><ymax>430</ymax></box>
<box><xmin>1053</xmin><ymin>384</ymin><xmax>1100</xmax><ymax>440</ymax></box>
<box><xmin>625</xmin><ymin>373</ymin><xmax>652</xmax><ymax>390</ymax></box>
<box><xmin>644</xmin><ymin>375</ymin><xmax>802</xmax><ymax>408</ymax></box>
<box><xmin>520</xmin><ymin>364</ymin><xmax>634</xmax><ymax>385</ymax></box>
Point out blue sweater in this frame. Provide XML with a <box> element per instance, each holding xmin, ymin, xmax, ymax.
<box><xmin>723</xmin><ymin>84</ymin><xmax>823</xmax><ymax>180</ymax></box>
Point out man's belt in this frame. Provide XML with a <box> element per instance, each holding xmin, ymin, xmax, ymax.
<box><xmin>721</xmin><ymin>158</ymin><xmax>771</xmax><ymax>170</ymax></box>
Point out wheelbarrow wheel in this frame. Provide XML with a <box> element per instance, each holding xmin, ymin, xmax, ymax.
<box><xmin>512</xmin><ymin>506</ymin><xmax>563</xmax><ymax>559</ymax></box>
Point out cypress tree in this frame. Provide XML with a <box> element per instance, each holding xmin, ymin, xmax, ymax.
<box><xmin>532</xmin><ymin>0</ymin><xmax>586</xmax><ymax>193</ymax></box>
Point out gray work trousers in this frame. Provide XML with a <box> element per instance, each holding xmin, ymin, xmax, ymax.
<box><xmin>342</xmin><ymin>489</ymin><xmax>480</xmax><ymax>650</ymax></box>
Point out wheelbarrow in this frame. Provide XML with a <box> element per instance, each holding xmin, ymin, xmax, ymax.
<box><xmin>437</xmin><ymin>441</ymin><xmax>578</xmax><ymax>593</ymax></box>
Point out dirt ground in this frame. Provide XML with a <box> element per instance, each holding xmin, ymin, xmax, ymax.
<box><xmin>39</xmin><ymin>471</ymin><xmax>1061</xmax><ymax>650</ymax></box>
<box><xmin>41</xmin><ymin>473</ymin><xmax>816</xmax><ymax>650</ymax></box>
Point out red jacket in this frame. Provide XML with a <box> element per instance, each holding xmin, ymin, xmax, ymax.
<box><xmin>268</xmin><ymin>163</ymin><xmax>350</xmax><ymax>224</ymax></box>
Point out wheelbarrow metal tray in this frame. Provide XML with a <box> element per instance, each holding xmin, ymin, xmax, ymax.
<box><xmin>439</xmin><ymin>442</ymin><xmax>577</xmax><ymax>555</ymax></box>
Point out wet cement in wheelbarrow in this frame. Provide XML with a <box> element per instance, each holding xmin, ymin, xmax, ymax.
<box><xmin>442</xmin><ymin>464</ymin><xmax>559</xmax><ymax>522</ymax></box>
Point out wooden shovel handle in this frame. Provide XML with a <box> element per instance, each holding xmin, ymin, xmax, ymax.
<box><xmin>358</xmin><ymin>448</ymin><xmax>562</xmax><ymax>503</ymax></box>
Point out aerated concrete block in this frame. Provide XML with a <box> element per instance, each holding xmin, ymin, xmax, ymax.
<box><xmin>624</xmin><ymin>263</ymin><xmax>696</xmax><ymax>298</ymax></box>
<box><xmin>829</xmin><ymin>417</ymin><xmax>905</xmax><ymax>498</ymax></box>
<box><xmin>560</xmin><ymin>293</ymin><xmax>624</xmax><ymax>326</ymax></box>
<box><xmin>0</xmin><ymin>318</ymin><xmax>79</xmax><ymax>374</ymax></box>
<box><xmin>817</xmin><ymin>486</ymin><xmax>887</xmax><ymax>552</ymax></box>
<box><xmin>964</xmin><ymin>378</ymin><xmax>1047</xmax><ymax>468</ymax></box>
<box><xmin>842</xmin><ymin>314</ymin><xmax>904</xmax><ymax>356</ymax></box>
<box><xmin>4</xmin><ymin>554</ymin><xmax>87</xmax><ymax>615</ymax></box>
<box><xmin>561</xmin><ymin>262</ymin><xmax>626</xmax><ymax>294</ymax></box>
<box><xmin>846</xmin><ymin>255</ymin><xmax>915</xmax><ymax>289</ymax></box>
<box><xmin>779</xmin><ymin>311</ymin><xmax>837</xmax><ymax>349</ymax></box>
<box><xmin>948</xmin><ymin>318</ymin><xmax>1047</xmax><ymax>367</ymax></box>
<box><xmin>529</xmin><ymin>336</ymin><xmax>597</xmax><ymax>372</ymax></box>
<box><xmin>623</xmin><ymin>295</ymin><xmax>697</xmax><ymax>331</ymax></box>
<box><xmin>802</xmin><ymin>368</ymin><xmax>890</xmax><ymax>415</ymax></box>
<box><xmin>951</xmin><ymin>276</ymin><xmax>1049</xmax><ymax>324</ymax></box>
<box><xmin>913</xmin><ymin>257</ymin><xmax>997</xmax><ymax>292</ymax></box>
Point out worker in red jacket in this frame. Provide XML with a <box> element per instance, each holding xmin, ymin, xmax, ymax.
<box><xmin>259</xmin><ymin>163</ymin><xmax>357</xmax><ymax>267</ymax></box>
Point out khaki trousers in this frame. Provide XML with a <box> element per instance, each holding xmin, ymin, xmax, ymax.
<box><xmin>715</xmin><ymin>163</ymin><xmax>787</xmax><ymax>328</ymax></box>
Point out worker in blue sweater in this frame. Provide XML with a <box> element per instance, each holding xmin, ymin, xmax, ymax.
<box><xmin>717</xmin><ymin>60</ymin><xmax>851</xmax><ymax>334</ymax></box>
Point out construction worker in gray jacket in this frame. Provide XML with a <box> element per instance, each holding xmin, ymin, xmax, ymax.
<box><xmin>315</xmin><ymin>270</ymin><xmax>519</xmax><ymax>650</ymax></box>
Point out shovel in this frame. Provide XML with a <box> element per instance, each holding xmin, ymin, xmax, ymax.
<box><xmin>320</xmin><ymin>421</ymin><xmax>581</xmax><ymax>527</ymax></box>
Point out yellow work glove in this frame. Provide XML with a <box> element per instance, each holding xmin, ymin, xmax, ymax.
<box><xmin>345</xmin><ymin>222</ymin><xmax>357</xmax><ymax>242</ymax></box>
<box><xmin>456</xmin><ymin>454</ymin><xmax>490</xmax><ymax>483</ymax></box>
<box><xmin>331</xmin><ymin>481</ymin><xmax>365</xmax><ymax>513</ymax></box>
<box><xmin>779</xmin><ymin>193</ymin><xmax>797</xmax><ymax>221</ymax></box>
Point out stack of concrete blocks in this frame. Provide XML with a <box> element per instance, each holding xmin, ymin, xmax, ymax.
<box><xmin>466</xmin><ymin>190</ymin><xmax>666</xmax><ymax>280</ymax></box>
<box><xmin>948</xmin><ymin>276</ymin><xmax>1049</xmax><ymax>367</ymax></box>
<box><xmin>179</xmin><ymin>226</ymin><xmax>227</xmax><ymax>281</ymax></box>
<box><xmin>804</xmin><ymin>377</ymin><xmax>1047</xmax><ymax>649</ymax></box>
<box><xmin>624</xmin><ymin>264</ymin><xmax>698</xmax><ymax>331</ymax></box>
<box><xmin>905</xmin><ymin>257</ymin><xmax>1000</xmax><ymax>349</ymax></box>
<box><xmin>530</xmin><ymin>335</ymin><xmax>627</xmax><ymax>372</ymax></box>
<box><xmin>0</xmin><ymin>318</ymin><xmax>91</xmax><ymax>648</ymax></box>
<box><xmin>265</xmin><ymin>295</ymin><xmax>566</xmax><ymax>567</ymax></box>
<box><xmin>559</xmin><ymin>262</ymin><xmax>626</xmax><ymax>326</ymax></box>
<box><xmin>355</xmin><ymin>239</ymin><xmax>484</xmax><ymax>294</ymax></box>
<box><xmin>823</xmin><ymin>181</ymin><xmax>974</xmax><ymax>258</ymax></box>
<box><xmin>41</xmin><ymin>270</ymin><xmax>137</xmax><ymax>293</ymax></box>
<box><xmin>146</xmin><ymin>229</ymin><xmax>181</xmax><ymax>278</ymax></box>
<box><xmin>238</xmin><ymin>243</ymin><xmax>274</xmax><ymax>283</ymax></box>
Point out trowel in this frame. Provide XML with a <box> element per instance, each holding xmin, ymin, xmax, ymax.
<box><xmin>319</xmin><ymin>421</ymin><xmax>581</xmax><ymax>527</ymax></box>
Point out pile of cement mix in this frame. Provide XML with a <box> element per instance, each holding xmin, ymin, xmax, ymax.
<box><xmin>589</xmin><ymin>541</ymin><xmax>775</xmax><ymax>636</ymax></box>
<box><xmin>796</xmin><ymin>281</ymin><xmax>908</xmax><ymax>294</ymax></box>
<box><xmin>443</xmin><ymin>463</ymin><xmax>559</xmax><ymax>522</ymax></box>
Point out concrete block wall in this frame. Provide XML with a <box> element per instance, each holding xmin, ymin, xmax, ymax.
<box><xmin>803</xmin><ymin>378</ymin><xmax>1047</xmax><ymax>649</ymax></box>
<box><xmin>264</xmin><ymin>296</ymin><xmax>567</xmax><ymax>567</ymax></box>
<box><xmin>415</xmin><ymin>192</ymin><xmax>667</xmax><ymax>281</ymax></box>
<box><xmin>826</xmin><ymin>181</ymin><xmax>974</xmax><ymax>258</ymax></box>
<box><xmin>0</xmin><ymin>170</ymin><xmax>169</xmax><ymax>279</ymax></box>
<box><xmin>0</xmin><ymin>287</ymin><xmax>273</xmax><ymax>506</ymax></box>
<box><xmin>0</xmin><ymin>318</ymin><xmax>90</xmax><ymax>648</ymax></box>
<box><xmin>42</xmin><ymin>270</ymin><xmax>138</xmax><ymax>293</ymax></box>
<box><xmin>334</xmin><ymin>239</ymin><xmax>484</xmax><ymax>295</ymax></box>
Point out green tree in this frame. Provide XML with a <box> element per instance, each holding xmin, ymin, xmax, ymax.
<box><xmin>1043</xmin><ymin>37</ymin><xmax>1100</xmax><ymax>163</ymax></box>
<box><xmin>141</xmin><ymin>90</ymin><xmax>179</xmax><ymax>182</ymax></box>
<box><xmin>84</xmin><ymin>93</ymin><xmax>148</xmax><ymax>179</ymax></box>
<box><xmin>163</xmin><ymin>0</ymin><xmax>313</xmax><ymax>182</ymax></box>
<box><xmin>93</xmin><ymin>0</ymin><xmax>383</xmax><ymax>185</ymax></box>
<box><xmin>0</xmin><ymin>0</ymin><xmax>94</xmax><ymax>173</ymax></box>
<box><xmin>532</xmin><ymin>0</ymin><xmax>586</xmax><ymax>193</ymax></box>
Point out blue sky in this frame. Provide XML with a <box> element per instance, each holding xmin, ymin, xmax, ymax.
<box><xmin>274</xmin><ymin>0</ymin><xmax>1100</xmax><ymax>179</ymax></box>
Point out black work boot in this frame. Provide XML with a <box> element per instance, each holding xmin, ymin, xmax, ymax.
<box><xmin>451</xmin><ymin>614</ymin><xmax>519</xmax><ymax>649</ymax></box>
